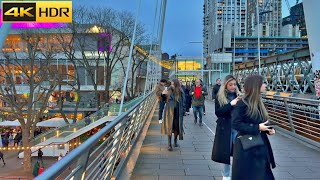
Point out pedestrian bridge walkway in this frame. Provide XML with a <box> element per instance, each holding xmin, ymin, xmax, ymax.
<box><xmin>126</xmin><ymin>100</ymin><xmax>320</xmax><ymax>180</ymax></box>
<box><xmin>36</xmin><ymin>93</ymin><xmax>320</xmax><ymax>180</ymax></box>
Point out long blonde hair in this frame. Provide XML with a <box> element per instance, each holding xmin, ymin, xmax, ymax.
<box><xmin>217</xmin><ymin>75</ymin><xmax>240</xmax><ymax>106</ymax></box>
<box><xmin>242</xmin><ymin>75</ymin><xmax>268</xmax><ymax>121</ymax></box>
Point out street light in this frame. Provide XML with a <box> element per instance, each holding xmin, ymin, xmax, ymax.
<box><xmin>256</xmin><ymin>0</ymin><xmax>261</xmax><ymax>75</ymax></box>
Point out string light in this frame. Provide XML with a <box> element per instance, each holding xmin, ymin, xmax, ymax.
<box><xmin>134</xmin><ymin>45</ymin><xmax>173</xmax><ymax>69</ymax></box>
<box><xmin>0</xmin><ymin>142</ymin><xmax>82</xmax><ymax>151</ymax></box>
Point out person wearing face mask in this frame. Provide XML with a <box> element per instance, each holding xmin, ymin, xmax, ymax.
<box><xmin>211</xmin><ymin>75</ymin><xmax>241</xmax><ymax>180</ymax></box>
<box><xmin>231</xmin><ymin>75</ymin><xmax>276</xmax><ymax>180</ymax></box>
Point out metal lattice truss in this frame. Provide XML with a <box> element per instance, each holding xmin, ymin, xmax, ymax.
<box><xmin>235</xmin><ymin>48</ymin><xmax>315</xmax><ymax>94</ymax></box>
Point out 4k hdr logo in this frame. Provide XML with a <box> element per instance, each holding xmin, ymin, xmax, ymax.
<box><xmin>1</xmin><ymin>1</ymin><xmax>72</xmax><ymax>22</ymax></box>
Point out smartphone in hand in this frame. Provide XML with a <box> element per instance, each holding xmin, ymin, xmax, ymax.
<box><xmin>266</xmin><ymin>121</ymin><xmax>276</xmax><ymax>129</ymax></box>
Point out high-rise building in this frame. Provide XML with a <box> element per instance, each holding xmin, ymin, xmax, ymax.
<box><xmin>282</xmin><ymin>2</ymin><xmax>306</xmax><ymax>37</ymax></box>
<box><xmin>247</xmin><ymin>0</ymin><xmax>282</xmax><ymax>37</ymax></box>
<box><xmin>204</xmin><ymin>0</ymin><xmax>247</xmax><ymax>57</ymax></box>
<box><xmin>212</xmin><ymin>0</ymin><xmax>247</xmax><ymax>36</ymax></box>
<box><xmin>203</xmin><ymin>0</ymin><xmax>211</xmax><ymax>59</ymax></box>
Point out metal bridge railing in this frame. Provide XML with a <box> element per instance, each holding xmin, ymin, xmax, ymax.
<box><xmin>262</xmin><ymin>94</ymin><xmax>320</xmax><ymax>148</ymax></box>
<box><xmin>35</xmin><ymin>92</ymin><xmax>156</xmax><ymax>180</ymax></box>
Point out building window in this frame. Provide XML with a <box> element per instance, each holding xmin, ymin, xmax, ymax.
<box><xmin>222</xmin><ymin>63</ymin><xmax>230</xmax><ymax>73</ymax></box>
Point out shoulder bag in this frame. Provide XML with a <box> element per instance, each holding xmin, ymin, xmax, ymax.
<box><xmin>238</xmin><ymin>134</ymin><xmax>264</xmax><ymax>150</ymax></box>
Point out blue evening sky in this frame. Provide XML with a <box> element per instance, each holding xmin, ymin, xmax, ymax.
<box><xmin>73</xmin><ymin>0</ymin><xmax>298</xmax><ymax>57</ymax></box>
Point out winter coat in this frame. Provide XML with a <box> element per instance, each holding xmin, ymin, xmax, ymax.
<box><xmin>161</xmin><ymin>87</ymin><xmax>185</xmax><ymax>139</ymax></box>
<box><xmin>32</xmin><ymin>162</ymin><xmax>40</xmax><ymax>177</ymax></box>
<box><xmin>212</xmin><ymin>84</ymin><xmax>221</xmax><ymax>99</ymax></box>
<box><xmin>184</xmin><ymin>87</ymin><xmax>192</xmax><ymax>111</ymax></box>
<box><xmin>211</xmin><ymin>94</ymin><xmax>235</xmax><ymax>164</ymax></box>
<box><xmin>189</xmin><ymin>86</ymin><xmax>208</xmax><ymax>107</ymax></box>
<box><xmin>231</xmin><ymin>99</ymin><xmax>276</xmax><ymax>180</ymax></box>
<box><xmin>155</xmin><ymin>84</ymin><xmax>165</xmax><ymax>101</ymax></box>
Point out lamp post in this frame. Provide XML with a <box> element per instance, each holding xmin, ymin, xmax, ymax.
<box><xmin>256</xmin><ymin>0</ymin><xmax>261</xmax><ymax>75</ymax></box>
<box><xmin>232</xmin><ymin>0</ymin><xmax>237</xmax><ymax>76</ymax></box>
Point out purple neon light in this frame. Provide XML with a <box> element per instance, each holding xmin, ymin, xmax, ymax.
<box><xmin>0</xmin><ymin>9</ymin><xmax>66</xmax><ymax>29</ymax></box>
<box><xmin>98</xmin><ymin>33</ymin><xmax>112</xmax><ymax>53</ymax></box>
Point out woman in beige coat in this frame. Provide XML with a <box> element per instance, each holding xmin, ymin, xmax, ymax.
<box><xmin>161</xmin><ymin>79</ymin><xmax>185</xmax><ymax>151</ymax></box>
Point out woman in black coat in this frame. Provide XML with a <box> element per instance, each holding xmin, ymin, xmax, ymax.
<box><xmin>184</xmin><ymin>82</ymin><xmax>192</xmax><ymax>114</ymax></box>
<box><xmin>211</xmin><ymin>75</ymin><xmax>241</xmax><ymax>179</ymax></box>
<box><xmin>231</xmin><ymin>75</ymin><xmax>276</xmax><ymax>180</ymax></box>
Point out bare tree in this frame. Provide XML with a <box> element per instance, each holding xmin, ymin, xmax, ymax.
<box><xmin>55</xmin><ymin>24</ymin><xmax>82</xmax><ymax>123</ymax></box>
<box><xmin>119</xmin><ymin>48</ymin><xmax>148</xmax><ymax>100</ymax></box>
<box><xmin>0</xmin><ymin>29</ymin><xmax>60</xmax><ymax>172</ymax></box>
<box><xmin>70</xmin><ymin>7</ymin><xmax>148</xmax><ymax>106</ymax></box>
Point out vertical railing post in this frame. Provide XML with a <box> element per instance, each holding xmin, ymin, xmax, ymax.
<box><xmin>283</xmin><ymin>98</ymin><xmax>295</xmax><ymax>133</ymax></box>
<box><xmin>72</xmin><ymin>151</ymin><xmax>91</xmax><ymax>180</ymax></box>
<box><xmin>105</xmin><ymin>121</ymin><xmax>126</xmax><ymax>179</ymax></box>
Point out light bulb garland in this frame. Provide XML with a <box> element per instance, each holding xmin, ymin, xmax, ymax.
<box><xmin>0</xmin><ymin>142</ymin><xmax>82</xmax><ymax>151</ymax></box>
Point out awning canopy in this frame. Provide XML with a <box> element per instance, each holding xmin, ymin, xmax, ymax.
<box><xmin>36</xmin><ymin>118</ymin><xmax>73</xmax><ymax>128</ymax></box>
<box><xmin>0</xmin><ymin>119</ymin><xmax>29</xmax><ymax>126</ymax></box>
<box><xmin>0</xmin><ymin>120</ymin><xmax>21</xmax><ymax>126</ymax></box>
<box><xmin>0</xmin><ymin>118</ymin><xmax>72</xmax><ymax>127</ymax></box>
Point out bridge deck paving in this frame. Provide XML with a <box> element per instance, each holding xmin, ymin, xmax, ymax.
<box><xmin>131</xmin><ymin>100</ymin><xmax>320</xmax><ymax>180</ymax></box>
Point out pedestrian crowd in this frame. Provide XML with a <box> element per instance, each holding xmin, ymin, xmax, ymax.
<box><xmin>156</xmin><ymin>74</ymin><xmax>276</xmax><ymax>180</ymax></box>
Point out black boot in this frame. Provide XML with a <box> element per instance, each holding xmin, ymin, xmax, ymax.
<box><xmin>167</xmin><ymin>135</ymin><xmax>172</xmax><ymax>151</ymax></box>
<box><xmin>174</xmin><ymin>133</ymin><xmax>179</xmax><ymax>147</ymax></box>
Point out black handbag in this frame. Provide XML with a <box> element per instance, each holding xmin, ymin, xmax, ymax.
<box><xmin>238</xmin><ymin>134</ymin><xmax>264</xmax><ymax>150</ymax></box>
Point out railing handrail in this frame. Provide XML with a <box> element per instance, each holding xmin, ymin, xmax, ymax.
<box><xmin>262</xmin><ymin>93</ymin><xmax>320</xmax><ymax>149</ymax></box>
<box><xmin>262</xmin><ymin>94</ymin><xmax>320</xmax><ymax>103</ymax></box>
<box><xmin>35</xmin><ymin>91</ymin><xmax>153</xmax><ymax>180</ymax></box>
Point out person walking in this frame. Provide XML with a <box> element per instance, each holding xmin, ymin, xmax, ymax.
<box><xmin>161</xmin><ymin>79</ymin><xmax>185</xmax><ymax>151</ymax></box>
<box><xmin>211</xmin><ymin>75</ymin><xmax>241</xmax><ymax>180</ymax></box>
<box><xmin>0</xmin><ymin>150</ymin><xmax>6</xmax><ymax>166</ymax></box>
<box><xmin>184</xmin><ymin>81</ymin><xmax>192</xmax><ymax>115</ymax></box>
<box><xmin>58</xmin><ymin>153</ymin><xmax>63</xmax><ymax>161</ymax></box>
<box><xmin>190</xmin><ymin>79</ymin><xmax>207</xmax><ymax>126</ymax></box>
<box><xmin>200</xmin><ymin>79</ymin><xmax>207</xmax><ymax>115</ymax></box>
<box><xmin>232</xmin><ymin>75</ymin><xmax>276</xmax><ymax>180</ymax></box>
<box><xmin>32</xmin><ymin>160</ymin><xmax>42</xmax><ymax>177</ymax></box>
<box><xmin>156</xmin><ymin>79</ymin><xmax>167</xmax><ymax>124</ymax></box>
<box><xmin>180</xmin><ymin>80</ymin><xmax>187</xmax><ymax>116</ymax></box>
<box><xmin>9</xmin><ymin>133</ymin><xmax>13</xmax><ymax>147</ymax></box>
<box><xmin>38</xmin><ymin>148</ymin><xmax>43</xmax><ymax>161</ymax></box>
<box><xmin>212</xmin><ymin>78</ymin><xmax>221</xmax><ymax>100</ymax></box>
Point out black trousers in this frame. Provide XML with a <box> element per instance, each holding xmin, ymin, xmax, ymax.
<box><xmin>172</xmin><ymin>106</ymin><xmax>180</xmax><ymax>133</ymax></box>
<box><xmin>0</xmin><ymin>156</ymin><xmax>5</xmax><ymax>164</ymax></box>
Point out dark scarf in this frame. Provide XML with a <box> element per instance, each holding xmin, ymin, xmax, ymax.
<box><xmin>226</xmin><ymin>91</ymin><xmax>237</xmax><ymax>103</ymax></box>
